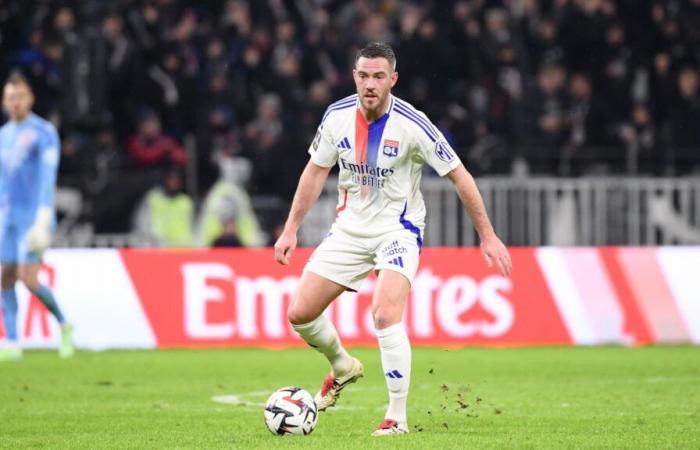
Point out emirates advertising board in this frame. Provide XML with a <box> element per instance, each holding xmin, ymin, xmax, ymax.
<box><xmin>1</xmin><ymin>247</ymin><xmax>698</xmax><ymax>350</ymax></box>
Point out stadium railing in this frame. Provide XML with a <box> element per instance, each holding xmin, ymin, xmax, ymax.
<box><xmin>56</xmin><ymin>176</ymin><xmax>700</xmax><ymax>248</ymax></box>
<box><xmin>299</xmin><ymin>176</ymin><xmax>700</xmax><ymax>247</ymax></box>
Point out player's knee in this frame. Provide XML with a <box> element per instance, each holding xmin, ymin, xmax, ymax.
<box><xmin>287</xmin><ymin>302</ymin><xmax>310</xmax><ymax>326</ymax></box>
<box><xmin>18</xmin><ymin>274</ymin><xmax>39</xmax><ymax>293</ymax></box>
<box><xmin>372</xmin><ymin>306</ymin><xmax>399</xmax><ymax>330</ymax></box>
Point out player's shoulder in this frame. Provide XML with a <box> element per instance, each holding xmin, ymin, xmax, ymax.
<box><xmin>390</xmin><ymin>96</ymin><xmax>439</xmax><ymax>142</ymax></box>
<box><xmin>320</xmin><ymin>94</ymin><xmax>358</xmax><ymax>125</ymax></box>
<box><xmin>28</xmin><ymin>113</ymin><xmax>58</xmax><ymax>138</ymax></box>
<box><xmin>391</xmin><ymin>96</ymin><xmax>434</xmax><ymax>120</ymax></box>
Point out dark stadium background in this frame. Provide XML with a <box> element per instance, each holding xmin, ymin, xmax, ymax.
<box><xmin>2</xmin><ymin>0</ymin><xmax>699</xmax><ymax>246</ymax></box>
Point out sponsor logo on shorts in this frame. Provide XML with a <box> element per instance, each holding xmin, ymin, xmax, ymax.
<box><xmin>382</xmin><ymin>240</ymin><xmax>408</xmax><ymax>259</ymax></box>
<box><xmin>388</xmin><ymin>256</ymin><xmax>404</xmax><ymax>268</ymax></box>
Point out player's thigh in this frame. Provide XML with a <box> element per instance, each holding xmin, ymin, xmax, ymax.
<box><xmin>292</xmin><ymin>231</ymin><xmax>374</xmax><ymax>324</ymax></box>
<box><xmin>288</xmin><ymin>270</ymin><xmax>347</xmax><ymax>325</ymax></box>
<box><xmin>371</xmin><ymin>231</ymin><xmax>419</xmax><ymax>328</ymax></box>
<box><xmin>371</xmin><ymin>269</ymin><xmax>411</xmax><ymax>329</ymax></box>
<box><xmin>305</xmin><ymin>231</ymin><xmax>374</xmax><ymax>292</ymax></box>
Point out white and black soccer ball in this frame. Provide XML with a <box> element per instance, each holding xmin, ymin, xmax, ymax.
<box><xmin>263</xmin><ymin>387</ymin><xmax>318</xmax><ymax>436</ymax></box>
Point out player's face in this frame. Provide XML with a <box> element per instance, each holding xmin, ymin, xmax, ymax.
<box><xmin>353</xmin><ymin>57</ymin><xmax>398</xmax><ymax>115</ymax></box>
<box><xmin>2</xmin><ymin>82</ymin><xmax>34</xmax><ymax>121</ymax></box>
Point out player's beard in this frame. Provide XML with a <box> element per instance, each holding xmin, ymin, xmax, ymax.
<box><xmin>361</xmin><ymin>91</ymin><xmax>388</xmax><ymax>115</ymax></box>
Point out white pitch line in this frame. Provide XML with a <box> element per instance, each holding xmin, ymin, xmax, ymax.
<box><xmin>211</xmin><ymin>386</ymin><xmax>393</xmax><ymax>411</ymax></box>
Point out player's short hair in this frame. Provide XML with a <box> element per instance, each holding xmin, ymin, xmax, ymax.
<box><xmin>355</xmin><ymin>42</ymin><xmax>397</xmax><ymax>71</ymax></box>
<box><xmin>4</xmin><ymin>72</ymin><xmax>33</xmax><ymax>91</ymax></box>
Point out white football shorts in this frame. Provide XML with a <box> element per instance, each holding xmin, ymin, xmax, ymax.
<box><xmin>304</xmin><ymin>228</ymin><xmax>421</xmax><ymax>291</ymax></box>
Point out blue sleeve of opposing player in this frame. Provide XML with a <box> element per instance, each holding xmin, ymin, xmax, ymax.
<box><xmin>37</xmin><ymin>125</ymin><xmax>60</xmax><ymax>209</ymax></box>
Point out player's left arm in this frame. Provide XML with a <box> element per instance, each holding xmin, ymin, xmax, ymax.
<box><xmin>446</xmin><ymin>164</ymin><xmax>512</xmax><ymax>277</ymax></box>
<box><xmin>26</xmin><ymin>125</ymin><xmax>60</xmax><ymax>253</ymax></box>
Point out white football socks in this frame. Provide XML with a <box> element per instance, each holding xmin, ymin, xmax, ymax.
<box><xmin>376</xmin><ymin>323</ymin><xmax>411</xmax><ymax>424</ymax></box>
<box><xmin>293</xmin><ymin>314</ymin><xmax>354</xmax><ymax>376</ymax></box>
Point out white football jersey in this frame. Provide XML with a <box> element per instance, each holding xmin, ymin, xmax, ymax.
<box><xmin>308</xmin><ymin>94</ymin><xmax>462</xmax><ymax>245</ymax></box>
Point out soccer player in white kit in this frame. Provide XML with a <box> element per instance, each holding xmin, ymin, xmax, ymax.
<box><xmin>274</xmin><ymin>43</ymin><xmax>512</xmax><ymax>436</ymax></box>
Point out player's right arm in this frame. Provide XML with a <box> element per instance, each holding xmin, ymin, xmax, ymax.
<box><xmin>275</xmin><ymin>124</ymin><xmax>338</xmax><ymax>265</ymax></box>
<box><xmin>275</xmin><ymin>161</ymin><xmax>332</xmax><ymax>265</ymax></box>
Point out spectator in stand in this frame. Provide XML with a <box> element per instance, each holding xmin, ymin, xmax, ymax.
<box><xmin>618</xmin><ymin>103</ymin><xmax>659</xmax><ymax>174</ymax></box>
<box><xmin>211</xmin><ymin>209</ymin><xmax>244</xmax><ymax>248</ymax></box>
<box><xmin>197</xmin><ymin>104</ymin><xmax>241</xmax><ymax>191</ymax></box>
<box><xmin>650</xmin><ymin>52</ymin><xmax>677</xmax><ymax>127</ymax></box>
<box><xmin>565</xmin><ymin>72</ymin><xmax>619</xmax><ymax>173</ymax></box>
<box><xmin>127</xmin><ymin>109</ymin><xmax>187</xmax><ymax>169</ymax></box>
<box><xmin>196</xmin><ymin>156</ymin><xmax>264</xmax><ymax>247</ymax></box>
<box><xmin>597</xmin><ymin>22</ymin><xmax>633</xmax><ymax>123</ymax></box>
<box><xmin>518</xmin><ymin>63</ymin><xmax>569</xmax><ymax>172</ymax></box>
<box><xmin>668</xmin><ymin>66</ymin><xmax>700</xmax><ymax>172</ymax></box>
<box><xmin>243</xmin><ymin>93</ymin><xmax>304</xmax><ymax>200</ymax></box>
<box><xmin>525</xmin><ymin>16</ymin><xmax>564</xmax><ymax>71</ymax></box>
<box><xmin>133</xmin><ymin>169</ymin><xmax>194</xmax><ymax>247</ymax></box>
<box><xmin>101</xmin><ymin>10</ymin><xmax>144</xmax><ymax>140</ymax></box>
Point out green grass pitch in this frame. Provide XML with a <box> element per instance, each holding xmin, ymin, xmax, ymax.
<box><xmin>1</xmin><ymin>347</ymin><xmax>699</xmax><ymax>449</ymax></box>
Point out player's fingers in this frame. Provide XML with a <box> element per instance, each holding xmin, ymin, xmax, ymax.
<box><xmin>282</xmin><ymin>246</ymin><xmax>294</xmax><ymax>265</ymax></box>
<box><xmin>274</xmin><ymin>244</ymin><xmax>285</xmax><ymax>264</ymax></box>
<box><xmin>503</xmin><ymin>251</ymin><xmax>513</xmax><ymax>276</ymax></box>
<box><xmin>494</xmin><ymin>253</ymin><xmax>507</xmax><ymax>276</ymax></box>
<box><xmin>498</xmin><ymin>254</ymin><xmax>511</xmax><ymax>277</ymax></box>
<box><xmin>482</xmin><ymin>249</ymin><xmax>493</xmax><ymax>268</ymax></box>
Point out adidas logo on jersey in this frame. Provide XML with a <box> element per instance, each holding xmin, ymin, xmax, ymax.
<box><xmin>337</xmin><ymin>137</ymin><xmax>351</xmax><ymax>149</ymax></box>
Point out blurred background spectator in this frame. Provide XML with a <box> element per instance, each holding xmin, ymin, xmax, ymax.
<box><xmin>2</xmin><ymin>0</ymin><xmax>700</xmax><ymax>242</ymax></box>
<box><xmin>133</xmin><ymin>169</ymin><xmax>194</xmax><ymax>247</ymax></box>
<box><xmin>196</xmin><ymin>157</ymin><xmax>265</xmax><ymax>247</ymax></box>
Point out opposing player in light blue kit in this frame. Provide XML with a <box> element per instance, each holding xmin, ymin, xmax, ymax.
<box><xmin>0</xmin><ymin>74</ymin><xmax>74</xmax><ymax>362</ymax></box>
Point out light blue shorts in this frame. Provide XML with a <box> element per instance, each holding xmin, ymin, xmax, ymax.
<box><xmin>0</xmin><ymin>224</ymin><xmax>42</xmax><ymax>264</ymax></box>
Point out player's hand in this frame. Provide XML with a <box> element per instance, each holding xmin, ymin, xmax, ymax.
<box><xmin>274</xmin><ymin>228</ymin><xmax>297</xmax><ymax>265</ymax></box>
<box><xmin>480</xmin><ymin>234</ymin><xmax>512</xmax><ymax>277</ymax></box>
<box><xmin>26</xmin><ymin>208</ymin><xmax>53</xmax><ymax>254</ymax></box>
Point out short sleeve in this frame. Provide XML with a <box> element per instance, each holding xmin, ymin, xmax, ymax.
<box><xmin>411</xmin><ymin>114</ymin><xmax>461</xmax><ymax>176</ymax></box>
<box><xmin>308</xmin><ymin>124</ymin><xmax>338</xmax><ymax>167</ymax></box>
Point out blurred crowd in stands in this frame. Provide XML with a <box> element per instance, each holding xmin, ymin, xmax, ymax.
<box><xmin>1</xmin><ymin>0</ymin><xmax>700</xmax><ymax>244</ymax></box>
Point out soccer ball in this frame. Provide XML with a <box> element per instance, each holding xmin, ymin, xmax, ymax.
<box><xmin>263</xmin><ymin>387</ymin><xmax>318</xmax><ymax>436</ymax></box>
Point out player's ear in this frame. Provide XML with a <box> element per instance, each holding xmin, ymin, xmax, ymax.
<box><xmin>391</xmin><ymin>71</ymin><xmax>398</xmax><ymax>87</ymax></box>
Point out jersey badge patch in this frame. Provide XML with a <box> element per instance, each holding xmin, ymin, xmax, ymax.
<box><xmin>435</xmin><ymin>141</ymin><xmax>455</xmax><ymax>162</ymax></box>
<box><xmin>382</xmin><ymin>139</ymin><xmax>399</xmax><ymax>157</ymax></box>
